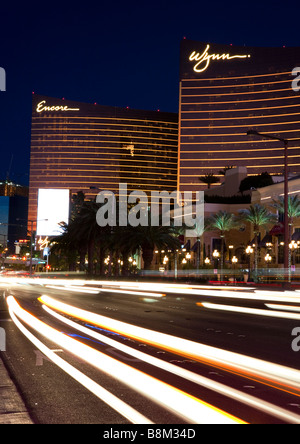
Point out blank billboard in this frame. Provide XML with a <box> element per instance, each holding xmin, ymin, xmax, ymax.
<box><xmin>37</xmin><ymin>189</ymin><xmax>69</xmax><ymax>236</ymax></box>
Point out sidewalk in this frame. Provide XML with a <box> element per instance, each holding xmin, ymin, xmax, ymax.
<box><xmin>0</xmin><ymin>356</ymin><xmax>33</xmax><ymax>424</ymax></box>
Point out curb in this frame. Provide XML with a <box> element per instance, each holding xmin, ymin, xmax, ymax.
<box><xmin>0</xmin><ymin>356</ymin><xmax>33</xmax><ymax>424</ymax></box>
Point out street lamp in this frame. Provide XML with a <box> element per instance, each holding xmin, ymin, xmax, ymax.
<box><xmin>212</xmin><ymin>249</ymin><xmax>220</xmax><ymax>280</ymax></box>
<box><xmin>231</xmin><ymin>255</ymin><xmax>238</xmax><ymax>284</ymax></box>
<box><xmin>17</xmin><ymin>218</ymin><xmax>48</xmax><ymax>276</ymax></box>
<box><xmin>265</xmin><ymin>253</ymin><xmax>272</xmax><ymax>283</ymax></box>
<box><xmin>212</xmin><ymin>249</ymin><xmax>220</xmax><ymax>265</ymax></box>
<box><xmin>28</xmin><ymin>220</ymin><xmax>37</xmax><ymax>277</ymax></box>
<box><xmin>246</xmin><ymin>245</ymin><xmax>253</xmax><ymax>281</ymax></box>
<box><xmin>289</xmin><ymin>240</ymin><xmax>298</xmax><ymax>278</ymax></box>
<box><xmin>246</xmin><ymin>130</ymin><xmax>300</xmax><ymax>283</ymax></box>
<box><xmin>265</xmin><ymin>253</ymin><xmax>272</xmax><ymax>262</ymax></box>
<box><xmin>212</xmin><ymin>249</ymin><xmax>220</xmax><ymax>259</ymax></box>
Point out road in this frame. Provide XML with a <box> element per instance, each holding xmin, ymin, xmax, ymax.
<box><xmin>1</xmin><ymin>277</ymin><xmax>300</xmax><ymax>425</ymax></box>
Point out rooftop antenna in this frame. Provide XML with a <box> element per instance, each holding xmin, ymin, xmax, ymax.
<box><xmin>6</xmin><ymin>154</ymin><xmax>13</xmax><ymax>182</ymax></box>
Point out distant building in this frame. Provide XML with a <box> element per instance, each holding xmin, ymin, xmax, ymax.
<box><xmin>204</xmin><ymin>166</ymin><xmax>248</xmax><ymax>198</ymax></box>
<box><xmin>0</xmin><ymin>180</ymin><xmax>28</xmax><ymax>197</ymax></box>
<box><xmin>28</xmin><ymin>95</ymin><xmax>178</xmax><ymax>231</ymax></box>
<box><xmin>179</xmin><ymin>40</ymin><xmax>300</xmax><ymax>193</ymax></box>
<box><xmin>0</xmin><ymin>180</ymin><xmax>28</xmax><ymax>253</ymax></box>
<box><xmin>0</xmin><ymin>195</ymin><xmax>28</xmax><ymax>253</ymax></box>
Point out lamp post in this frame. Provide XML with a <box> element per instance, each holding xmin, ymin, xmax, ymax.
<box><xmin>17</xmin><ymin>218</ymin><xmax>48</xmax><ymax>276</ymax></box>
<box><xmin>289</xmin><ymin>240</ymin><xmax>298</xmax><ymax>280</ymax></box>
<box><xmin>204</xmin><ymin>257</ymin><xmax>210</xmax><ymax>265</ymax></box>
<box><xmin>264</xmin><ymin>253</ymin><xmax>272</xmax><ymax>283</ymax></box>
<box><xmin>246</xmin><ymin>245</ymin><xmax>253</xmax><ymax>282</ymax></box>
<box><xmin>186</xmin><ymin>252</ymin><xmax>191</xmax><ymax>267</ymax></box>
<box><xmin>246</xmin><ymin>130</ymin><xmax>300</xmax><ymax>284</ymax></box>
<box><xmin>212</xmin><ymin>249</ymin><xmax>220</xmax><ymax>280</ymax></box>
<box><xmin>231</xmin><ymin>255</ymin><xmax>238</xmax><ymax>284</ymax></box>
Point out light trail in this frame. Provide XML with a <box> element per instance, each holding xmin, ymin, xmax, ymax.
<box><xmin>265</xmin><ymin>304</ymin><xmax>300</xmax><ymax>313</ymax></box>
<box><xmin>7</xmin><ymin>297</ymin><xmax>152</xmax><ymax>424</ymax></box>
<box><xmin>45</xmin><ymin>285</ymin><xmax>101</xmax><ymax>294</ymax></box>
<box><xmin>2</xmin><ymin>275</ymin><xmax>300</xmax><ymax>304</ymax></box>
<box><xmin>39</xmin><ymin>295</ymin><xmax>300</xmax><ymax>397</ymax></box>
<box><xmin>198</xmin><ymin>301</ymin><xmax>300</xmax><ymax>321</ymax></box>
<box><xmin>97</xmin><ymin>287</ymin><xmax>166</xmax><ymax>297</ymax></box>
<box><xmin>45</xmin><ymin>284</ymin><xmax>165</xmax><ymax>298</ymax></box>
<box><xmin>7</xmin><ymin>296</ymin><xmax>244</xmax><ymax>424</ymax></box>
<box><xmin>42</xmin><ymin>303</ymin><xmax>300</xmax><ymax>424</ymax></box>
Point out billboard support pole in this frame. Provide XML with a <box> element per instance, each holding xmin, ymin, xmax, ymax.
<box><xmin>29</xmin><ymin>219</ymin><xmax>33</xmax><ymax>276</ymax></box>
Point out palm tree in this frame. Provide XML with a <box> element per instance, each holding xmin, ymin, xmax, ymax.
<box><xmin>50</xmin><ymin>221</ymin><xmax>84</xmax><ymax>272</ymax></box>
<box><xmin>190</xmin><ymin>215</ymin><xmax>207</xmax><ymax>269</ymax></box>
<box><xmin>272</xmin><ymin>194</ymin><xmax>300</xmax><ymax>270</ymax></box>
<box><xmin>50</xmin><ymin>195</ymin><xmax>186</xmax><ymax>275</ymax></box>
<box><xmin>118</xmin><ymin>224</ymin><xmax>181</xmax><ymax>271</ymax></box>
<box><xmin>74</xmin><ymin>200</ymin><xmax>100</xmax><ymax>275</ymax></box>
<box><xmin>218</xmin><ymin>166</ymin><xmax>234</xmax><ymax>176</ymax></box>
<box><xmin>272</xmin><ymin>195</ymin><xmax>300</xmax><ymax>235</ymax></box>
<box><xmin>75</xmin><ymin>199</ymin><xmax>114</xmax><ymax>275</ymax></box>
<box><xmin>198</xmin><ymin>174</ymin><xmax>220</xmax><ymax>189</ymax></box>
<box><xmin>238</xmin><ymin>204</ymin><xmax>277</xmax><ymax>279</ymax></box>
<box><xmin>51</xmin><ymin>198</ymin><xmax>109</xmax><ymax>275</ymax></box>
<box><xmin>206</xmin><ymin>211</ymin><xmax>240</xmax><ymax>278</ymax></box>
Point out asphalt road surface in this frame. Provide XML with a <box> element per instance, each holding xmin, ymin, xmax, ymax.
<box><xmin>1</xmin><ymin>277</ymin><xmax>300</xmax><ymax>425</ymax></box>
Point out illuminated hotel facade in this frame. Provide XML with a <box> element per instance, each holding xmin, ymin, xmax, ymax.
<box><xmin>179</xmin><ymin>40</ymin><xmax>300</xmax><ymax>192</ymax></box>
<box><xmin>28</xmin><ymin>95</ymin><xmax>178</xmax><ymax>230</ymax></box>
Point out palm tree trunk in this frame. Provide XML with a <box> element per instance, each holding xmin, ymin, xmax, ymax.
<box><xmin>87</xmin><ymin>239</ymin><xmax>95</xmax><ymax>275</ymax></box>
<box><xmin>98</xmin><ymin>246</ymin><xmax>106</xmax><ymax>276</ymax></box>
<box><xmin>288</xmin><ymin>217</ymin><xmax>293</xmax><ymax>282</ymax></box>
<box><xmin>254</xmin><ymin>232</ymin><xmax>258</xmax><ymax>282</ymax></box>
<box><xmin>196</xmin><ymin>238</ymin><xmax>200</xmax><ymax>270</ymax></box>
<box><xmin>79</xmin><ymin>246</ymin><xmax>86</xmax><ymax>271</ymax></box>
<box><xmin>220</xmin><ymin>234</ymin><xmax>224</xmax><ymax>281</ymax></box>
<box><xmin>114</xmin><ymin>249</ymin><xmax>120</xmax><ymax>277</ymax></box>
<box><xmin>122</xmin><ymin>253</ymin><xmax>129</xmax><ymax>276</ymax></box>
<box><xmin>142</xmin><ymin>247</ymin><xmax>154</xmax><ymax>270</ymax></box>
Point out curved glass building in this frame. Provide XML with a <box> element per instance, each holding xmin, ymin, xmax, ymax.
<box><xmin>28</xmin><ymin>95</ymin><xmax>178</xmax><ymax>229</ymax></box>
<box><xmin>179</xmin><ymin>40</ymin><xmax>300</xmax><ymax>192</ymax></box>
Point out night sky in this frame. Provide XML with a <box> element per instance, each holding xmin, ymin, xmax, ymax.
<box><xmin>0</xmin><ymin>0</ymin><xmax>299</xmax><ymax>185</ymax></box>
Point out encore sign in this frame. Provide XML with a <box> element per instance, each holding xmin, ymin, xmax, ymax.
<box><xmin>36</xmin><ymin>100</ymin><xmax>80</xmax><ymax>113</ymax></box>
<box><xmin>189</xmin><ymin>44</ymin><xmax>251</xmax><ymax>73</ymax></box>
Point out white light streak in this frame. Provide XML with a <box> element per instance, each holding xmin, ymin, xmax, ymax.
<box><xmin>199</xmin><ymin>301</ymin><xmax>300</xmax><ymax>321</ymax></box>
<box><xmin>45</xmin><ymin>285</ymin><xmax>100</xmax><ymax>294</ymax></box>
<box><xmin>42</xmin><ymin>303</ymin><xmax>300</xmax><ymax>424</ymax></box>
<box><xmin>7</xmin><ymin>296</ymin><xmax>243</xmax><ymax>424</ymax></box>
<box><xmin>7</xmin><ymin>297</ymin><xmax>152</xmax><ymax>424</ymax></box>
<box><xmin>265</xmin><ymin>304</ymin><xmax>300</xmax><ymax>313</ymax></box>
<box><xmin>39</xmin><ymin>295</ymin><xmax>300</xmax><ymax>397</ymax></box>
<box><xmin>99</xmin><ymin>287</ymin><xmax>165</xmax><ymax>297</ymax></box>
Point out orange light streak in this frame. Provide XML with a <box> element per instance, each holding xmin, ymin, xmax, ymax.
<box><xmin>7</xmin><ymin>296</ymin><xmax>244</xmax><ymax>424</ymax></box>
<box><xmin>39</xmin><ymin>295</ymin><xmax>300</xmax><ymax>398</ymax></box>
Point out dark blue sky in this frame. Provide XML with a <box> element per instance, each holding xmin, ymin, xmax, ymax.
<box><xmin>0</xmin><ymin>0</ymin><xmax>299</xmax><ymax>185</ymax></box>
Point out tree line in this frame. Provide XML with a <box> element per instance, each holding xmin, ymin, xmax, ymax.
<box><xmin>49</xmin><ymin>191</ymin><xmax>300</xmax><ymax>276</ymax></box>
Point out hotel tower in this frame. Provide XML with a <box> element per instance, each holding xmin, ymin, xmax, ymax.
<box><xmin>178</xmin><ymin>40</ymin><xmax>300</xmax><ymax>192</ymax></box>
<box><xmin>28</xmin><ymin>95</ymin><xmax>178</xmax><ymax>230</ymax></box>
